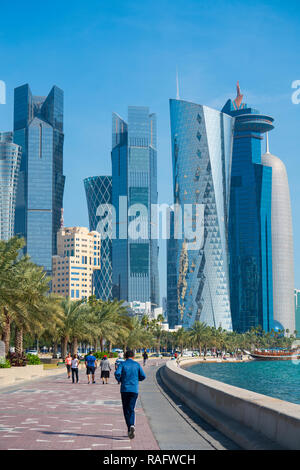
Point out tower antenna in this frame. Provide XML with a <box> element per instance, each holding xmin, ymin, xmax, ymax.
<box><xmin>176</xmin><ymin>67</ymin><xmax>180</xmax><ymax>100</ymax></box>
<box><xmin>266</xmin><ymin>132</ymin><xmax>270</xmax><ymax>153</ymax></box>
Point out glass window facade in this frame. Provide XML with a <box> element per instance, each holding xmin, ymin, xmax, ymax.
<box><xmin>169</xmin><ymin>99</ymin><xmax>234</xmax><ymax>330</ymax></box>
<box><xmin>0</xmin><ymin>132</ymin><xmax>22</xmax><ymax>240</ymax></box>
<box><xmin>111</xmin><ymin>107</ymin><xmax>159</xmax><ymax>308</ymax></box>
<box><xmin>84</xmin><ymin>176</ymin><xmax>113</xmax><ymax>301</ymax></box>
<box><xmin>13</xmin><ymin>84</ymin><xmax>65</xmax><ymax>274</ymax></box>
<box><xmin>222</xmin><ymin>97</ymin><xmax>274</xmax><ymax>332</ymax></box>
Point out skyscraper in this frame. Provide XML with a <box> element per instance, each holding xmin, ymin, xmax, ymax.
<box><xmin>169</xmin><ymin>98</ymin><xmax>234</xmax><ymax>330</ymax></box>
<box><xmin>13</xmin><ymin>84</ymin><xmax>65</xmax><ymax>273</ymax></box>
<box><xmin>0</xmin><ymin>132</ymin><xmax>21</xmax><ymax>240</ymax></box>
<box><xmin>166</xmin><ymin>211</ymin><xmax>179</xmax><ymax>328</ymax></box>
<box><xmin>84</xmin><ymin>175</ymin><xmax>113</xmax><ymax>300</ymax></box>
<box><xmin>223</xmin><ymin>84</ymin><xmax>274</xmax><ymax>333</ymax></box>
<box><xmin>294</xmin><ymin>289</ymin><xmax>300</xmax><ymax>338</ymax></box>
<box><xmin>111</xmin><ymin>107</ymin><xmax>159</xmax><ymax>309</ymax></box>
<box><xmin>261</xmin><ymin>137</ymin><xmax>295</xmax><ymax>333</ymax></box>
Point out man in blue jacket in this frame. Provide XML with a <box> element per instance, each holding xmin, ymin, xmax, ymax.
<box><xmin>115</xmin><ymin>350</ymin><xmax>146</xmax><ymax>439</ymax></box>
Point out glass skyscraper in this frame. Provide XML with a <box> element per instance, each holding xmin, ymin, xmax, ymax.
<box><xmin>13</xmin><ymin>84</ymin><xmax>65</xmax><ymax>273</ymax></box>
<box><xmin>0</xmin><ymin>132</ymin><xmax>22</xmax><ymax>240</ymax></box>
<box><xmin>84</xmin><ymin>175</ymin><xmax>113</xmax><ymax>300</ymax></box>
<box><xmin>222</xmin><ymin>84</ymin><xmax>274</xmax><ymax>333</ymax></box>
<box><xmin>111</xmin><ymin>107</ymin><xmax>160</xmax><ymax>308</ymax></box>
<box><xmin>169</xmin><ymin>98</ymin><xmax>234</xmax><ymax>330</ymax></box>
<box><xmin>167</xmin><ymin>211</ymin><xmax>179</xmax><ymax>328</ymax></box>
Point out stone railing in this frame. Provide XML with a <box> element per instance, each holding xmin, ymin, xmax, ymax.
<box><xmin>161</xmin><ymin>359</ymin><xmax>300</xmax><ymax>450</ymax></box>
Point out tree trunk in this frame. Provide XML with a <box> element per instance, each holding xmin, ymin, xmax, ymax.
<box><xmin>52</xmin><ymin>341</ymin><xmax>58</xmax><ymax>358</ymax></box>
<box><xmin>72</xmin><ymin>337</ymin><xmax>78</xmax><ymax>355</ymax></box>
<box><xmin>15</xmin><ymin>327</ymin><xmax>23</xmax><ymax>356</ymax></box>
<box><xmin>199</xmin><ymin>342</ymin><xmax>202</xmax><ymax>357</ymax></box>
<box><xmin>62</xmin><ymin>336</ymin><xmax>68</xmax><ymax>359</ymax></box>
<box><xmin>94</xmin><ymin>339</ymin><xmax>97</xmax><ymax>352</ymax></box>
<box><xmin>100</xmin><ymin>337</ymin><xmax>104</xmax><ymax>352</ymax></box>
<box><xmin>2</xmin><ymin>308</ymin><xmax>11</xmax><ymax>355</ymax></box>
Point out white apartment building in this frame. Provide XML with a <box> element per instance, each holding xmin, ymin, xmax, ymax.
<box><xmin>52</xmin><ymin>226</ymin><xmax>101</xmax><ymax>300</ymax></box>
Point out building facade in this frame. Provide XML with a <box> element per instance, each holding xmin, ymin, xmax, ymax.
<box><xmin>261</xmin><ymin>140</ymin><xmax>295</xmax><ymax>334</ymax></box>
<box><xmin>169</xmin><ymin>98</ymin><xmax>234</xmax><ymax>330</ymax></box>
<box><xmin>14</xmin><ymin>84</ymin><xmax>65</xmax><ymax>273</ymax></box>
<box><xmin>52</xmin><ymin>226</ymin><xmax>101</xmax><ymax>300</ymax></box>
<box><xmin>0</xmin><ymin>132</ymin><xmax>21</xmax><ymax>240</ymax></box>
<box><xmin>166</xmin><ymin>211</ymin><xmax>179</xmax><ymax>328</ymax></box>
<box><xmin>294</xmin><ymin>289</ymin><xmax>300</xmax><ymax>338</ymax></box>
<box><xmin>84</xmin><ymin>175</ymin><xmax>113</xmax><ymax>300</ymax></box>
<box><xmin>223</xmin><ymin>84</ymin><xmax>274</xmax><ymax>333</ymax></box>
<box><xmin>111</xmin><ymin>107</ymin><xmax>160</xmax><ymax>309</ymax></box>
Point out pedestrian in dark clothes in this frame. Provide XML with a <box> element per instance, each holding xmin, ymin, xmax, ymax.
<box><xmin>115</xmin><ymin>350</ymin><xmax>146</xmax><ymax>439</ymax></box>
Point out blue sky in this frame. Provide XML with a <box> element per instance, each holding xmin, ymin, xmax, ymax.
<box><xmin>1</xmin><ymin>0</ymin><xmax>300</xmax><ymax>302</ymax></box>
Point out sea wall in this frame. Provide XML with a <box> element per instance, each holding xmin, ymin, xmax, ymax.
<box><xmin>0</xmin><ymin>365</ymin><xmax>66</xmax><ymax>388</ymax></box>
<box><xmin>161</xmin><ymin>359</ymin><xmax>300</xmax><ymax>450</ymax></box>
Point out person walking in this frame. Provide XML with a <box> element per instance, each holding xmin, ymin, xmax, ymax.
<box><xmin>85</xmin><ymin>350</ymin><xmax>97</xmax><ymax>384</ymax></box>
<box><xmin>115</xmin><ymin>353</ymin><xmax>125</xmax><ymax>384</ymax></box>
<box><xmin>100</xmin><ymin>355</ymin><xmax>111</xmax><ymax>384</ymax></box>
<box><xmin>71</xmin><ymin>354</ymin><xmax>79</xmax><ymax>383</ymax></box>
<box><xmin>65</xmin><ymin>352</ymin><xmax>72</xmax><ymax>379</ymax></box>
<box><xmin>142</xmin><ymin>349</ymin><xmax>148</xmax><ymax>366</ymax></box>
<box><xmin>115</xmin><ymin>350</ymin><xmax>146</xmax><ymax>439</ymax></box>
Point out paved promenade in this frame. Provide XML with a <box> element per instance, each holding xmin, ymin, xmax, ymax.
<box><xmin>0</xmin><ymin>359</ymin><xmax>238</xmax><ymax>450</ymax></box>
<box><xmin>0</xmin><ymin>362</ymin><xmax>159</xmax><ymax>450</ymax></box>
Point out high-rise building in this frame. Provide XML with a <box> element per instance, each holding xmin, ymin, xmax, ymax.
<box><xmin>111</xmin><ymin>107</ymin><xmax>159</xmax><ymax>309</ymax></box>
<box><xmin>52</xmin><ymin>226</ymin><xmax>101</xmax><ymax>300</ymax></box>
<box><xmin>294</xmin><ymin>289</ymin><xmax>300</xmax><ymax>338</ymax></box>
<box><xmin>0</xmin><ymin>132</ymin><xmax>21</xmax><ymax>240</ymax></box>
<box><xmin>166</xmin><ymin>211</ymin><xmax>179</xmax><ymax>328</ymax></box>
<box><xmin>222</xmin><ymin>84</ymin><xmax>274</xmax><ymax>333</ymax></box>
<box><xmin>84</xmin><ymin>176</ymin><xmax>113</xmax><ymax>300</ymax></box>
<box><xmin>261</xmin><ymin>138</ymin><xmax>295</xmax><ymax>334</ymax></box>
<box><xmin>169</xmin><ymin>98</ymin><xmax>234</xmax><ymax>330</ymax></box>
<box><xmin>14</xmin><ymin>84</ymin><xmax>65</xmax><ymax>273</ymax></box>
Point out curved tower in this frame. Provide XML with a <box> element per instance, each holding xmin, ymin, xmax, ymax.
<box><xmin>223</xmin><ymin>84</ymin><xmax>274</xmax><ymax>333</ymax></box>
<box><xmin>0</xmin><ymin>132</ymin><xmax>21</xmax><ymax>240</ymax></box>
<box><xmin>261</xmin><ymin>137</ymin><xmax>295</xmax><ymax>333</ymax></box>
<box><xmin>170</xmin><ymin>99</ymin><xmax>234</xmax><ymax>330</ymax></box>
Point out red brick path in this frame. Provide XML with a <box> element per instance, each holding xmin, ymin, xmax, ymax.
<box><xmin>0</xmin><ymin>363</ymin><xmax>159</xmax><ymax>450</ymax></box>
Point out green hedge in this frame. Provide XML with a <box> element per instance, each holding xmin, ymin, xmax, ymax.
<box><xmin>26</xmin><ymin>353</ymin><xmax>41</xmax><ymax>365</ymax></box>
<box><xmin>92</xmin><ymin>351</ymin><xmax>118</xmax><ymax>360</ymax></box>
<box><xmin>0</xmin><ymin>359</ymin><xmax>11</xmax><ymax>368</ymax></box>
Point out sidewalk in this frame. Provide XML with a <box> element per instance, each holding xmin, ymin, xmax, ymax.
<box><xmin>0</xmin><ymin>362</ymin><xmax>159</xmax><ymax>450</ymax></box>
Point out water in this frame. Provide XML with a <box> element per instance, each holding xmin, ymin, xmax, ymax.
<box><xmin>186</xmin><ymin>360</ymin><xmax>300</xmax><ymax>405</ymax></box>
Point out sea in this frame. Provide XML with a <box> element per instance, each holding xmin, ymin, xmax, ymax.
<box><xmin>186</xmin><ymin>360</ymin><xmax>300</xmax><ymax>405</ymax></box>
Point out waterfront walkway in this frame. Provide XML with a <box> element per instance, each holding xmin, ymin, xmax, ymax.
<box><xmin>0</xmin><ymin>359</ymin><xmax>238</xmax><ymax>450</ymax></box>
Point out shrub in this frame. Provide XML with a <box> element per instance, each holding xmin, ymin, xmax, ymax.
<box><xmin>0</xmin><ymin>359</ymin><xmax>11</xmax><ymax>368</ymax></box>
<box><xmin>26</xmin><ymin>353</ymin><xmax>41</xmax><ymax>365</ymax></box>
<box><xmin>8</xmin><ymin>352</ymin><xmax>28</xmax><ymax>367</ymax></box>
<box><xmin>92</xmin><ymin>351</ymin><xmax>118</xmax><ymax>360</ymax></box>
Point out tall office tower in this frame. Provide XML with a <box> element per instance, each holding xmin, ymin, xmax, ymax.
<box><xmin>294</xmin><ymin>290</ymin><xmax>300</xmax><ymax>338</ymax></box>
<box><xmin>222</xmin><ymin>83</ymin><xmax>274</xmax><ymax>333</ymax></box>
<box><xmin>167</xmin><ymin>211</ymin><xmax>179</xmax><ymax>328</ymax></box>
<box><xmin>84</xmin><ymin>176</ymin><xmax>113</xmax><ymax>300</ymax></box>
<box><xmin>169</xmin><ymin>98</ymin><xmax>234</xmax><ymax>330</ymax></box>
<box><xmin>14</xmin><ymin>84</ymin><xmax>65</xmax><ymax>273</ymax></box>
<box><xmin>261</xmin><ymin>137</ymin><xmax>295</xmax><ymax>333</ymax></box>
<box><xmin>0</xmin><ymin>132</ymin><xmax>21</xmax><ymax>240</ymax></box>
<box><xmin>111</xmin><ymin>107</ymin><xmax>160</xmax><ymax>309</ymax></box>
<box><xmin>52</xmin><ymin>226</ymin><xmax>101</xmax><ymax>300</ymax></box>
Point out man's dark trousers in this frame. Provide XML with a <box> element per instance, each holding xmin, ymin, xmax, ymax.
<box><xmin>121</xmin><ymin>392</ymin><xmax>138</xmax><ymax>431</ymax></box>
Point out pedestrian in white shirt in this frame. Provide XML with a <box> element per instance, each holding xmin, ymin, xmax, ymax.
<box><xmin>71</xmin><ymin>354</ymin><xmax>79</xmax><ymax>383</ymax></box>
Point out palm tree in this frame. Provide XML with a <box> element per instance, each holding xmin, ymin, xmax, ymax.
<box><xmin>188</xmin><ymin>321</ymin><xmax>209</xmax><ymax>356</ymax></box>
<box><xmin>58</xmin><ymin>298</ymin><xmax>86</xmax><ymax>358</ymax></box>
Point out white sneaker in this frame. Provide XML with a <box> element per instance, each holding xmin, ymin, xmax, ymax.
<box><xmin>128</xmin><ymin>425</ymin><xmax>135</xmax><ymax>439</ymax></box>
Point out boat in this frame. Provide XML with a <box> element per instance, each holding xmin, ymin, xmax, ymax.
<box><xmin>250</xmin><ymin>349</ymin><xmax>300</xmax><ymax>361</ymax></box>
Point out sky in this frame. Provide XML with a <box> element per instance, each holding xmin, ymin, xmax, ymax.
<box><xmin>1</xmin><ymin>0</ymin><xmax>300</xmax><ymax>303</ymax></box>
